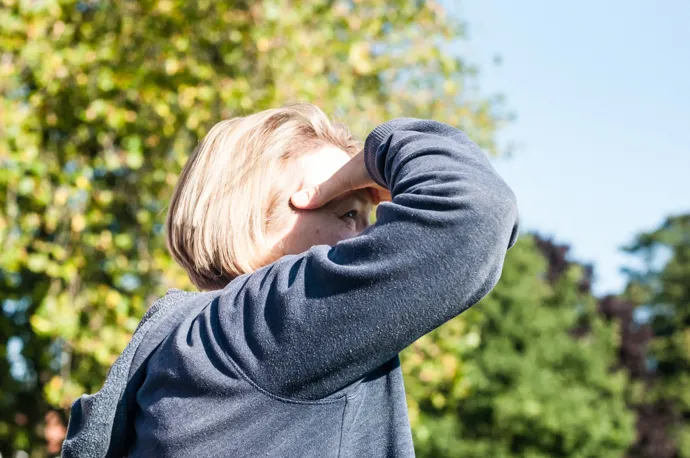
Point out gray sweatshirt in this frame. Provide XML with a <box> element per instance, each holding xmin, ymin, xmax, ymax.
<box><xmin>62</xmin><ymin>118</ymin><xmax>519</xmax><ymax>457</ymax></box>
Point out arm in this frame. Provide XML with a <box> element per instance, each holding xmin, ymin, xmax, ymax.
<box><xmin>216</xmin><ymin>118</ymin><xmax>519</xmax><ymax>400</ymax></box>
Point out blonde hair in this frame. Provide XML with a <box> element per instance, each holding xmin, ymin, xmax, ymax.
<box><xmin>165</xmin><ymin>103</ymin><xmax>361</xmax><ymax>291</ymax></box>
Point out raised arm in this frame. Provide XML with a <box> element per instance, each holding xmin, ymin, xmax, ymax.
<box><xmin>215</xmin><ymin>118</ymin><xmax>519</xmax><ymax>400</ymax></box>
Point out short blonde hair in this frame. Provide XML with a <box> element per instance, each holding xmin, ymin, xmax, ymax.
<box><xmin>165</xmin><ymin>103</ymin><xmax>361</xmax><ymax>291</ymax></box>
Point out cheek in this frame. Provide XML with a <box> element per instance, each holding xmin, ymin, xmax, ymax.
<box><xmin>287</xmin><ymin>213</ymin><xmax>356</xmax><ymax>251</ymax></box>
<box><xmin>309</xmin><ymin>220</ymin><xmax>352</xmax><ymax>246</ymax></box>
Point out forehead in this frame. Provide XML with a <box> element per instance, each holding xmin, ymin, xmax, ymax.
<box><xmin>297</xmin><ymin>146</ymin><xmax>374</xmax><ymax>205</ymax></box>
<box><xmin>298</xmin><ymin>144</ymin><xmax>352</xmax><ymax>187</ymax></box>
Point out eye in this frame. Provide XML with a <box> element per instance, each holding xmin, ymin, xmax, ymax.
<box><xmin>341</xmin><ymin>209</ymin><xmax>359</xmax><ymax>220</ymax></box>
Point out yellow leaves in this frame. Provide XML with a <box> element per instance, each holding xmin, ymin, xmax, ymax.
<box><xmin>93</xmin><ymin>342</ymin><xmax>113</xmax><ymax>367</ymax></box>
<box><xmin>97</xmin><ymin>230</ymin><xmax>112</xmax><ymax>250</ymax></box>
<box><xmin>197</xmin><ymin>86</ymin><xmax>215</xmax><ymax>102</ymax></box>
<box><xmin>240</xmin><ymin>95</ymin><xmax>253</xmax><ymax>110</ymax></box>
<box><xmin>157</xmin><ymin>0</ymin><xmax>174</xmax><ymax>14</ymax></box>
<box><xmin>126</xmin><ymin>151</ymin><xmax>143</xmax><ymax>169</ymax></box>
<box><xmin>0</xmin><ymin>0</ymin><xmax>511</xmax><ymax>438</ymax></box>
<box><xmin>84</xmin><ymin>99</ymin><xmax>114</xmax><ymax>122</ymax></box>
<box><xmin>114</xmin><ymin>254</ymin><xmax>128</xmax><ymax>270</ymax></box>
<box><xmin>406</xmin><ymin>395</ymin><xmax>420</xmax><ymax>427</ymax></box>
<box><xmin>105</xmin><ymin>289</ymin><xmax>121</xmax><ymax>309</ymax></box>
<box><xmin>440</xmin><ymin>54</ymin><xmax>457</xmax><ymax>73</ymax></box>
<box><xmin>80</xmin><ymin>23</ymin><xmax>93</xmax><ymax>39</ymax></box>
<box><xmin>419</xmin><ymin>365</ymin><xmax>439</xmax><ymax>383</ymax></box>
<box><xmin>84</xmin><ymin>50</ymin><xmax>97</xmax><ymax>64</ymax></box>
<box><xmin>431</xmin><ymin>392</ymin><xmax>446</xmax><ymax>409</ymax></box>
<box><xmin>465</xmin><ymin>330</ymin><xmax>481</xmax><ymax>348</ymax></box>
<box><xmin>165</xmin><ymin>58</ymin><xmax>180</xmax><ymax>75</ymax></box>
<box><xmin>348</xmin><ymin>41</ymin><xmax>373</xmax><ymax>75</ymax></box>
<box><xmin>71</xmin><ymin>213</ymin><xmax>86</xmax><ymax>232</ymax></box>
<box><xmin>51</xmin><ymin>20</ymin><xmax>65</xmax><ymax>39</ymax></box>
<box><xmin>20</xmin><ymin>212</ymin><xmax>40</xmax><ymax>230</ymax></box>
<box><xmin>137</xmin><ymin>258</ymin><xmax>150</xmax><ymax>273</ymax></box>
<box><xmin>415</xmin><ymin>423</ymin><xmax>431</xmax><ymax>443</ymax></box>
<box><xmin>136</xmin><ymin>209</ymin><xmax>151</xmax><ymax>225</ymax></box>
<box><xmin>43</xmin><ymin>206</ymin><xmax>60</xmax><ymax>233</ymax></box>
<box><xmin>97</xmin><ymin>68</ymin><xmax>115</xmax><ymax>91</ymax></box>
<box><xmin>46</xmin><ymin>112</ymin><xmax>58</xmax><ymax>125</ymax></box>
<box><xmin>45</xmin><ymin>375</ymin><xmax>84</xmax><ymax>409</ymax></box>
<box><xmin>26</xmin><ymin>253</ymin><xmax>48</xmax><ymax>272</ymax></box>
<box><xmin>145</xmin><ymin>134</ymin><xmax>160</xmax><ymax>147</ymax></box>
<box><xmin>31</xmin><ymin>293</ymin><xmax>80</xmax><ymax>339</ymax></box>
<box><xmin>178</xmin><ymin>86</ymin><xmax>197</xmax><ymax>110</ymax></box>
<box><xmin>154</xmin><ymin>102</ymin><xmax>171</xmax><ymax>118</ymax></box>
<box><xmin>173</xmin><ymin>37</ymin><xmax>189</xmax><ymax>52</ymax></box>
<box><xmin>262</xmin><ymin>2</ymin><xmax>281</xmax><ymax>21</ymax></box>
<box><xmin>307</xmin><ymin>58</ymin><xmax>325</xmax><ymax>75</ymax></box>
<box><xmin>443</xmin><ymin>79</ymin><xmax>457</xmax><ymax>96</ymax></box>
<box><xmin>17</xmin><ymin>176</ymin><xmax>35</xmax><ymax>194</ymax></box>
<box><xmin>332</xmin><ymin>2</ymin><xmax>350</xmax><ymax>18</ymax></box>
<box><xmin>94</xmin><ymin>190</ymin><xmax>113</xmax><ymax>206</ymax></box>
<box><xmin>441</xmin><ymin>354</ymin><xmax>458</xmax><ymax>378</ymax></box>
<box><xmin>123</xmin><ymin>135</ymin><xmax>143</xmax><ymax>169</ymax></box>
<box><xmin>102</xmin><ymin>150</ymin><xmax>123</xmax><ymax>171</ymax></box>
<box><xmin>185</xmin><ymin>112</ymin><xmax>201</xmax><ymax>130</ymax></box>
<box><xmin>257</xmin><ymin>37</ymin><xmax>272</xmax><ymax>53</ymax></box>
<box><xmin>75</xmin><ymin>175</ymin><xmax>89</xmax><ymax>190</ymax></box>
<box><xmin>113</xmin><ymin>233</ymin><xmax>132</xmax><ymax>250</ymax></box>
<box><xmin>347</xmin><ymin>15</ymin><xmax>362</xmax><ymax>31</ymax></box>
<box><xmin>229</xmin><ymin>30</ymin><xmax>243</xmax><ymax>43</ymax></box>
<box><xmin>45</xmin><ymin>375</ymin><xmax>64</xmax><ymax>406</ymax></box>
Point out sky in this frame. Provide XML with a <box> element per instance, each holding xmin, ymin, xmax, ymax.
<box><xmin>447</xmin><ymin>0</ymin><xmax>690</xmax><ymax>295</ymax></box>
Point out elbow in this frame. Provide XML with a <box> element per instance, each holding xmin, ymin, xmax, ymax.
<box><xmin>474</xmin><ymin>176</ymin><xmax>519</xmax><ymax>245</ymax></box>
<box><xmin>494</xmin><ymin>181</ymin><xmax>519</xmax><ymax>249</ymax></box>
<box><xmin>459</xmin><ymin>179</ymin><xmax>518</xmax><ymax>287</ymax></box>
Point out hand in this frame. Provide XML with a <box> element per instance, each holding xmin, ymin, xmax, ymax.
<box><xmin>290</xmin><ymin>150</ymin><xmax>392</xmax><ymax>209</ymax></box>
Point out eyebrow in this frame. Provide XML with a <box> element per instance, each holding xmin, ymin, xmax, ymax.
<box><xmin>330</xmin><ymin>189</ymin><xmax>374</xmax><ymax>206</ymax></box>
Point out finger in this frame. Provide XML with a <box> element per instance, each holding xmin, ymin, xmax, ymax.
<box><xmin>290</xmin><ymin>152</ymin><xmax>363</xmax><ymax>209</ymax></box>
<box><xmin>377</xmin><ymin>189</ymin><xmax>392</xmax><ymax>202</ymax></box>
<box><xmin>290</xmin><ymin>187</ymin><xmax>317</xmax><ymax>209</ymax></box>
<box><xmin>368</xmin><ymin>187</ymin><xmax>392</xmax><ymax>205</ymax></box>
<box><xmin>290</xmin><ymin>180</ymin><xmax>346</xmax><ymax>210</ymax></box>
<box><xmin>366</xmin><ymin>188</ymin><xmax>380</xmax><ymax>205</ymax></box>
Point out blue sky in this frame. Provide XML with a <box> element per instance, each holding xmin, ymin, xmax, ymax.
<box><xmin>449</xmin><ymin>0</ymin><xmax>690</xmax><ymax>295</ymax></box>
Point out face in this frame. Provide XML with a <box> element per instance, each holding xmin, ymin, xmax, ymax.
<box><xmin>271</xmin><ymin>145</ymin><xmax>375</xmax><ymax>256</ymax></box>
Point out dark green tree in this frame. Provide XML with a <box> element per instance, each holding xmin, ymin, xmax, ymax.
<box><xmin>620</xmin><ymin>214</ymin><xmax>690</xmax><ymax>457</ymax></box>
<box><xmin>404</xmin><ymin>235</ymin><xmax>636</xmax><ymax>457</ymax></box>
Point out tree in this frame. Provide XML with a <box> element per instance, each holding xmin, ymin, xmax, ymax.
<box><xmin>597</xmin><ymin>294</ymin><xmax>677</xmax><ymax>458</ymax></box>
<box><xmin>0</xmin><ymin>0</ymin><xmax>508</xmax><ymax>454</ymax></box>
<box><xmin>402</xmin><ymin>235</ymin><xmax>636</xmax><ymax>457</ymax></box>
<box><xmin>619</xmin><ymin>214</ymin><xmax>690</xmax><ymax>457</ymax></box>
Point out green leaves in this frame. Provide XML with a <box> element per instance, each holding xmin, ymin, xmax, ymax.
<box><xmin>31</xmin><ymin>294</ymin><xmax>79</xmax><ymax>340</ymax></box>
<box><xmin>622</xmin><ymin>214</ymin><xmax>690</xmax><ymax>457</ymax></box>
<box><xmin>404</xmin><ymin>237</ymin><xmax>636</xmax><ymax>457</ymax></box>
<box><xmin>0</xmin><ymin>0</ymin><xmax>510</xmax><ymax>454</ymax></box>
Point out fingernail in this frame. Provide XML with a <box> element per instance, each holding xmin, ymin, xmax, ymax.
<box><xmin>292</xmin><ymin>190</ymin><xmax>309</xmax><ymax>206</ymax></box>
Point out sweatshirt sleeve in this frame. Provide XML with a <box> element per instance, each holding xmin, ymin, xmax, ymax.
<box><xmin>215</xmin><ymin>118</ymin><xmax>519</xmax><ymax>400</ymax></box>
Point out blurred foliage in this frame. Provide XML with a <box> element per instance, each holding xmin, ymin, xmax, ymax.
<box><xmin>403</xmin><ymin>235</ymin><xmax>636</xmax><ymax>457</ymax></box>
<box><xmin>0</xmin><ymin>0</ymin><xmax>508</xmax><ymax>454</ymax></box>
<box><xmin>621</xmin><ymin>214</ymin><xmax>690</xmax><ymax>457</ymax></box>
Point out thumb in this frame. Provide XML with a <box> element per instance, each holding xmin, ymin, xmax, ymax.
<box><xmin>291</xmin><ymin>185</ymin><xmax>327</xmax><ymax>209</ymax></box>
